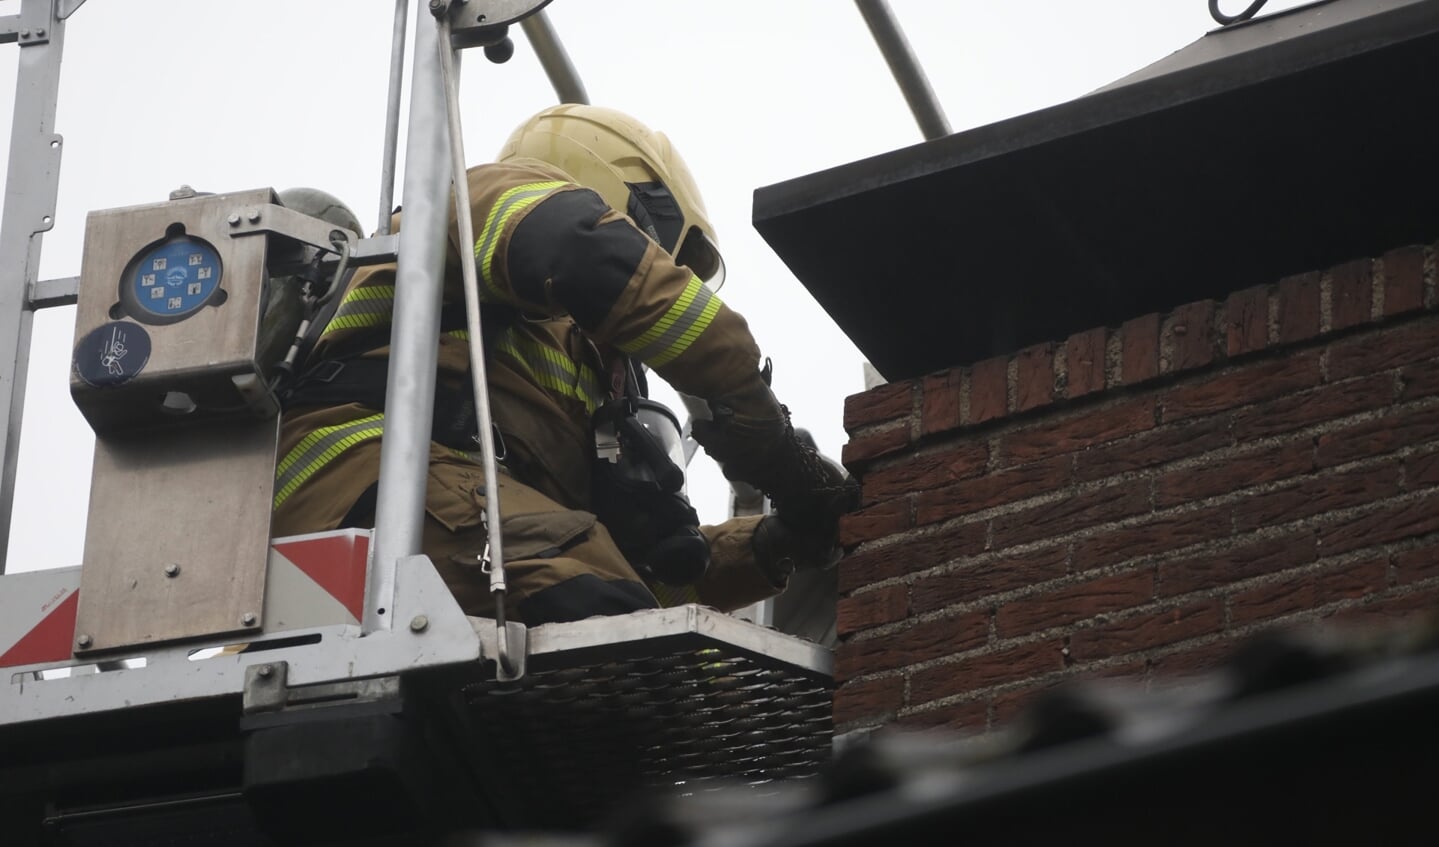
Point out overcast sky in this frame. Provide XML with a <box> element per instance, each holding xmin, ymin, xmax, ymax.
<box><xmin>0</xmin><ymin>0</ymin><xmax>1317</xmax><ymax>571</ymax></box>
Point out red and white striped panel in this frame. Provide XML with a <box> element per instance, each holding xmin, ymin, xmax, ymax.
<box><xmin>263</xmin><ymin>529</ymin><xmax>371</xmax><ymax>630</ymax></box>
<box><xmin>0</xmin><ymin>568</ymin><xmax>82</xmax><ymax>670</ymax></box>
<box><xmin>0</xmin><ymin>530</ymin><xmax>371</xmax><ymax>670</ymax></box>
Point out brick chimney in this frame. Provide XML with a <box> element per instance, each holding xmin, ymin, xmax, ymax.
<box><xmin>836</xmin><ymin>244</ymin><xmax>1439</xmax><ymax>736</ymax></box>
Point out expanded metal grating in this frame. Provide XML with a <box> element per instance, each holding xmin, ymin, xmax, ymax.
<box><xmin>459</xmin><ymin>606</ymin><xmax>834</xmax><ymax>828</ymax></box>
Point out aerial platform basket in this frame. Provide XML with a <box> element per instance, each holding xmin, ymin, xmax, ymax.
<box><xmin>464</xmin><ymin>606</ymin><xmax>833</xmax><ymax>827</ymax></box>
<box><xmin>0</xmin><ymin>530</ymin><xmax>833</xmax><ymax>840</ymax></box>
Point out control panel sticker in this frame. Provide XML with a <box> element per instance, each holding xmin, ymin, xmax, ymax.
<box><xmin>74</xmin><ymin>321</ymin><xmax>152</xmax><ymax>387</ymax></box>
<box><xmin>120</xmin><ymin>234</ymin><xmax>223</xmax><ymax>325</ymax></box>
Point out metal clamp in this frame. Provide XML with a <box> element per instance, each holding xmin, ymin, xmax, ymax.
<box><xmin>226</xmin><ymin>203</ymin><xmax>357</xmax><ymax>255</ymax></box>
<box><xmin>442</xmin><ymin>0</ymin><xmax>555</xmax><ymax>32</ymax></box>
<box><xmin>244</xmin><ymin>660</ymin><xmax>406</xmax><ymax>716</ymax></box>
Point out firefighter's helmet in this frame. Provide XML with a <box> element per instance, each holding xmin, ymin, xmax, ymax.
<box><xmin>497</xmin><ymin>104</ymin><xmax>725</xmax><ymax>289</ymax></box>
<box><xmin>277</xmin><ymin>187</ymin><xmax>363</xmax><ymax>236</ymax></box>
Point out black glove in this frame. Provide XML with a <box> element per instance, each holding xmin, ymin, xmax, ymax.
<box><xmin>692</xmin><ymin>380</ymin><xmax>860</xmax><ymax>564</ymax></box>
<box><xmin>752</xmin><ymin>510</ymin><xmax>845</xmax><ymax>587</ymax></box>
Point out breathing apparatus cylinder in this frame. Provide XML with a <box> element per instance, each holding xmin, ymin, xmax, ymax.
<box><xmin>591</xmin><ymin>397</ymin><xmax>711</xmax><ymax>586</ymax></box>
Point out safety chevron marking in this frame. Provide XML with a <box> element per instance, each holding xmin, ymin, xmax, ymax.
<box><xmin>0</xmin><ymin>531</ymin><xmax>371</xmax><ymax>671</ymax></box>
<box><xmin>0</xmin><ymin>571</ymin><xmax>81</xmax><ymax>670</ymax></box>
<box><xmin>0</xmin><ymin>590</ymin><xmax>79</xmax><ymax>668</ymax></box>
<box><xmin>267</xmin><ymin>530</ymin><xmax>370</xmax><ymax>626</ymax></box>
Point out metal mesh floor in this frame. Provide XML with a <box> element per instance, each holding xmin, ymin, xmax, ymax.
<box><xmin>459</xmin><ymin>606</ymin><xmax>834</xmax><ymax>828</ymax></box>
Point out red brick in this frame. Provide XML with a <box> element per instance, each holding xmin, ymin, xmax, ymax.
<box><xmin>1069</xmin><ymin>600</ymin><xmax>1223</xmax><ymax>661</ymax></box>
<box><xmin>996</xmin><ymin>569</ymin><xmax>1155</xmax><ymax>638</ymax></box>
<box><xmin>862</xmin><ymin>442</ymin><xmax>989</xmax><ymax>505</ymax></box>
<box><xmin>1000</xmin><ymin>396</ymin><xmax>1156</xmax><ymax>466</ymax></box>
<box><xmin>1074</xmin><ymin>417</ymin><xmax>1233</xmax><ymax>482</ymax></box>
<box><xmin>991</xmin><ymin>480</ymin><xmax>1152</xmax><ymax>551</ymax></box>
<box><xmin>1408</xmin><ymin>448</ymin><xmax>1439</xmax><ymax>489</ymax></box>
<box><xmin>1329</xmin><ymin>259</ymin><xmax>1374</xmax><ymax>331</ymax></box>
<box><xmin>833</xmin><ymin>676</ymin><xmax>905</xmax><ymax>726</ymax></box>
<box><xmin>990</xmin><ymin>683</ymin><xmax>1053</xmax><ymax>726</ymax></box>
<box><xmin>988</xmin><ymin>665</ymin><xmax>1147</xmax><ymax>726</ymax></box>
<box><xmin>1149</xmin><ymin>640</ymin><xmax>1236</xmax><ymax>678</ymax></box>
<box><xmin>839</xmin><ymin>521</ymin><xmax>988</xmax><ymax>593</ymax></box>
<box><xmin>1228</xmin><ymin>556</ymin><xmax>1388</xmax><ymax>625</ymax></box>
<box><xmin>1225</xmin><ymin>285</ymin><xmax>1270</xmax><ymax>357</ymax></box>
<box><xmin>1072</xmin><ymin>504</ymin><xmax>1232</xmax><ymax>571</ymax></box>
<box><xmin>895</xmin><ymin>699</ymin><xmax>989</xmax><ymax>733</ymax></box>
<box><xmin>1154</xmin><ymin>441</ymin><xmax>1314</xmax><ymax>508</ymax></box>
<box><xmin>915</xmin><ymin>457</ymin><xmax>1071</xmax><ymax>527</ymax></box>
<box><xmin>910</xmin><ymin>640</ymin><xmax>1066</xmax><ymax>704</ymax></box>
<box><xmin>838</xmin><ymin>584</ymin><xmax>910</xmax><ymax>633</ymax></box>
<box><xmin>1325</xmin><ymin>585</ymin><xmax>1439</xmax><ymax>626</ymax></box>
<box><xmin>1014</xmin><ymin>344</ymin><xmax>1056</xmax><ymax>413</ymax></box>
<box><xmin>1230</xmin><ymin>374</ymin><xmax>1394</xmax><ymax>441</ymax></box>
<box><xmin>921</xmin><ymin>370</ymin><xmax>962</xmax><ymax>437</ymax></box>
<box><xmin>911</xmin><ymin>546</ymin><xmax>1069</xmax><ymax>613</ymax></box>
<box><xmin>1399</xmin><ymin>359</ymin><xmax>1439</xmax><ymax>401</ymax></box>
<box><xmin>1157</xmin><ymin>531</ymin><xmax>1318</xmax><ymax>596</ymax></box>
<box><xmin>1316</xmin><ymin>404</ymin><xmax>1439</xmax><ymax>468</ymax></box>
<box><xmin>845</xmin><ymin>382</ymin><xmax>913</xmax><ymax>433</ymax></box>
<box><xmin>1121</xmin><ymin>313</ymin><xmax>1160</xmax><ymax>385</ymax></box>
<box><xmin>842</xmin><ymin>423</ymin><xmax>911</xmax><ymax>469</ymax></box>
<box><xmin>1395</xmin><ymin>541</ymin><xmax>1439</xmax><ymax>584</ymax></box>
<box><xmin>1234</xmin><ymin>464</ymin><xmax>1402</xmax><ymax>533</ymax></box>
<box><xmin>1381</xmin><ymin>245</ymin><xmax>1425</xmax><ymax>318</ymax></box>
<box><xmin>1065</xmin><ymin>327</ymin><xmax>1108</xmax><ymax>399</ymax></box>
<box><xmin>836</xmin><ymin>611</ymin><xmax>989</xmax><ymax>681</ymax></box>
<box><xmin>1329</xmin><ymin>316</ymin><xmax>1439</xmax><ymax>381</ymax></box>
<box><xmin>1316</xmin><ymin>492</ymin><xmax>1439</xmax><ymax>557</ymax></box>
<box><xmin>1165</xmin><ymin>301</ymin><xmax>1217</xmax><ymax>373</ymax></box>
<box><xmin>840</xmin><ymin>499</ymin><xmax>912</xmax><ymax>547</ymax></box>
<box><xmin>968</xmin><ymin>357</ymin><xmax>1008</xmax><ymax>425</ymax></box>
<box><xmin>1161</xmin><ymin>353</ymin><xmax>1323</xmax><ymax>422</ymax></box>
<box><xmin>1277</xmin><ymin>271</ymin><xmax>1321</xmax><ymax>344</ymax></box>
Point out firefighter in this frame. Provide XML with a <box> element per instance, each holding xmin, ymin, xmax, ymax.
<box><xmin>272</xmin><ymin>105</ymin><xmax>856</xmax><ymax>624</ymax></box>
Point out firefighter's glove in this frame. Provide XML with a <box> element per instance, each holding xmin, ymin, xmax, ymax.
<box><xmin>753</xmin><ymin>510</ymin><xmax>844</xmax><ymax>587</ymax></box>
<box><xmin>692</xmin><ymin>381</ymin><xmax>860</xmax><ymax>549</ymax></box>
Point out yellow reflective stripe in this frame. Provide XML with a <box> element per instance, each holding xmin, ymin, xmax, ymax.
<box><xmin>616</xmin><ymin>276</ymin><xmax>721</xmax><ymax>367</ymax></box>
<box><xmin>273</xmin><ymin>414</ymin><xmax>385</xmax><ymax>510</ymax></box>
<box><xmin>474</xmin><ymin>181</ymin><xmax>567</xmax><ymax>300</ymax></box>
<box><xmin>323</xmin><ymin>285</ymin><xmax>396</xmax><ymax>336</ymax></box>
<box><xmin>444</xmin><ymin>329</ymin><xmax>469</xmax><ymax>340</ymax></box>
<box><xmin>494</xmin><ymin>329</ymin><xmax>604</xmax><ymax>413</ymax></box>
<box><xmin>650</xmin><ymin>583</ymin><xmax>701</xmax><ymax>607</ymax></box>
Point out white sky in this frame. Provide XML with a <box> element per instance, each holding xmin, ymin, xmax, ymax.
<box><xmin>0</xmin><ymin>0</ymin><xmax>1316</xmax><ymax>571</ymax></box>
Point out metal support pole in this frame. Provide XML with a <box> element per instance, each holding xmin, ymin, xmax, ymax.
<box><xmin>366</xmin><ymin>0</ymin><xmax>452</xmax><ymax>630</ymax></box>
<box><xmin>854</xmin><ymin>0</ymin><xmax>951</xmax><ymax>141</ymax></box>
<box><xmin>520</xmin><ymin>10</ymin><xmax>588</xmax><ymax>105</ymax></box>
<box><xmin>377</xmin><ymin>0</ymin><xmax>409</xmax><ymax>235</ymax></box>
<box><xmin>0</xmin><ymin>0</ymin><xmax>66</xmax><ymax>571</ymax></box>
<box><xmin>435</xmin><ymin>8</ymin><xmax>520</xmax><ymax>678</ymax></box>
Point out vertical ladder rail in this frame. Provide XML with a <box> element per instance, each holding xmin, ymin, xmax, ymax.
<box><xmin>0</xmin><ymin>0</ymin><xmax>67</xmax><ymax>572</ymax></box>
<box><xmin>376</xmin><ymin>0</ymin><xmax>410</xmax><ymax>236</ymax></box>
<box><xmin>366</xmin><ymin>0</ymin><xmax>453</xmax><ymax>631</ymax></box>
<box><xmin>433</xmin><ymin>7</ymin><xmax>518</xmax><ymax>678</ymax></box>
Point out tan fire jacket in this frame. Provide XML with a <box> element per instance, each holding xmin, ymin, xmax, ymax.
<box><xmin>271</xmin><ymin>160</ymin><xmax>783</xmax><ymax>611</ymax></box>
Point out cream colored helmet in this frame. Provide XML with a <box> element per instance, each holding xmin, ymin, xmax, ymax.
<box><xmin>497</xmin><ymin>104</ymin><xmax>725</xmax><ymax>289</ymax></box>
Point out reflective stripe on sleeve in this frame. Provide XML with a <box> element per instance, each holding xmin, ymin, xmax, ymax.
<box><xmin>322</xmin><ymin>284</ymin><xmax>395</xmax><ymax>336</ymax></box>
<box><xmin>474</xmin><ymin>181</ymin><xmax>568</xmax><ymax>301</ymax></box>
<box><xmin>615</xmin><ymin>275</ymin><xmax>721</xmax><ymax>368</ymax></box>
<box><xmin>274</xmin><ymin>414</ymin><xmax>385</xmax><ymax>510</ymax></box>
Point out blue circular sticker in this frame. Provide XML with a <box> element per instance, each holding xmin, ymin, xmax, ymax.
<box><xmin>74</xmin><ymin>321</ymin><xmax>152</xmax><ymax>387</ymax></box>
<box><xmin>121</xmin><ymin>235</ymin><xmax>223</xmax><ymax>324</ymax></box>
